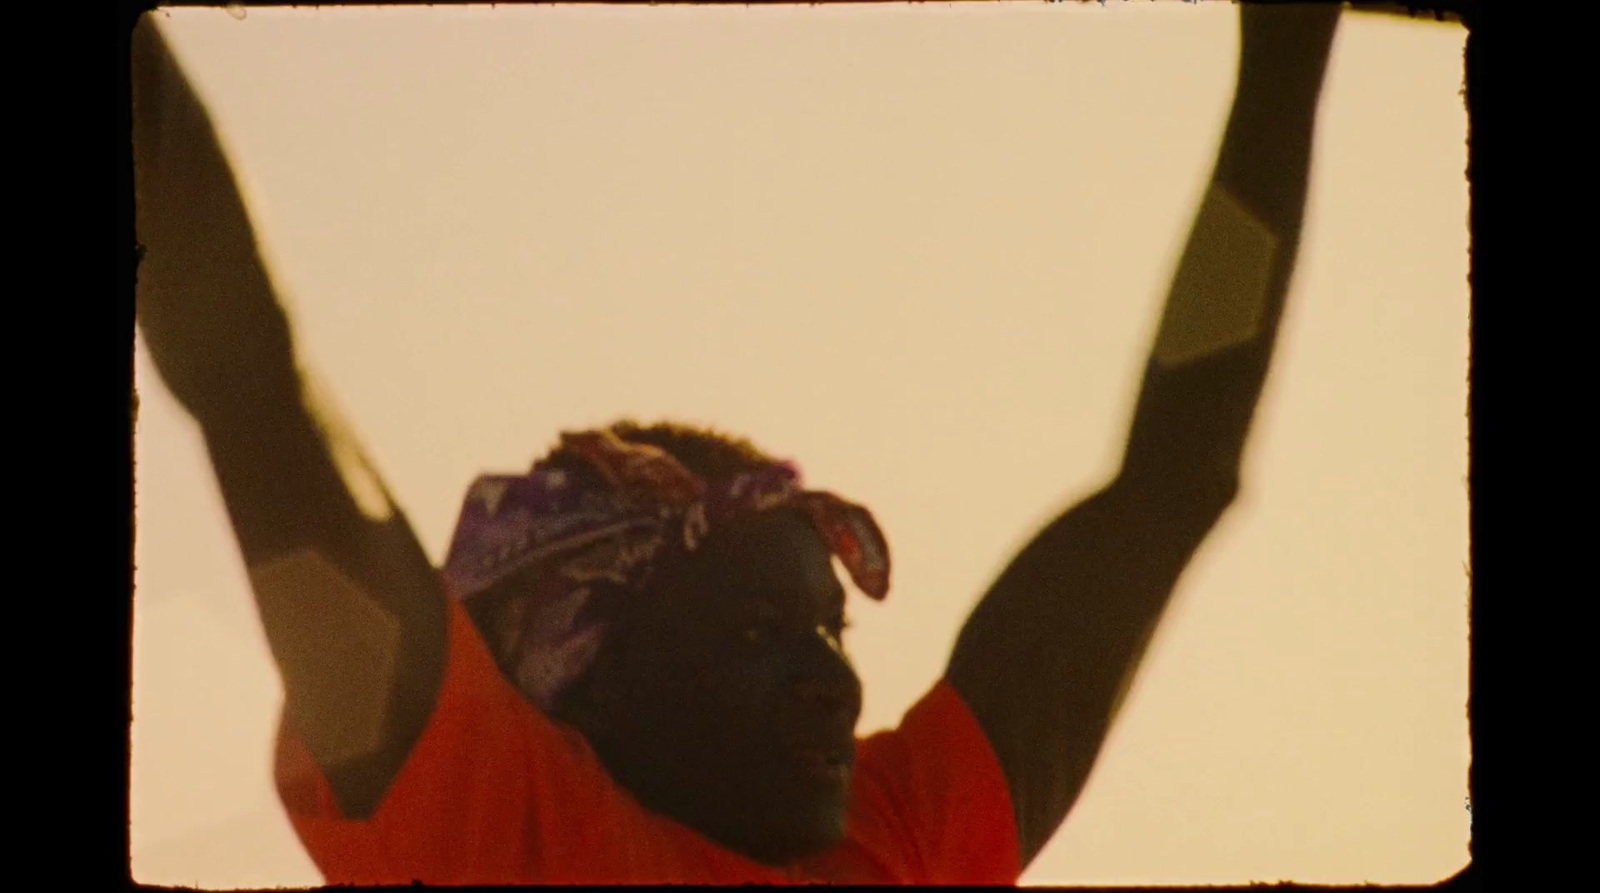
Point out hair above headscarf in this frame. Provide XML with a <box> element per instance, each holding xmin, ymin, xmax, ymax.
<box><xmin>442</xmin><ymin>425</ymin><xmax>890</xmax><ymax>712</ymax></box>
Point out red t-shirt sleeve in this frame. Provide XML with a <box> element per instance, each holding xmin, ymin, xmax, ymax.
<box><xmin>801</xmin><ymin>682</ymin><xmax>1021</xmax><ymax>884</ymax></box>
<box><xmin>275</xmin><ymin>593</ymin><xmax>793</xmax><ymax>884</ymax></box>
<box><xmin>274</xmin><ymin>593</ymin><xmax>1020</xmax><ymax>884</ymax></box>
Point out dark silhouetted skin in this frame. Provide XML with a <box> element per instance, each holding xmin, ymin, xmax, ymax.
<box><xmin>555</xmin><ymin>508</ymin><xmax>859</xmax><ymax>864</ymax></box>
<box><xmin>133</xmin><ymin>2</ymin><xmax>1345</xmax><ymax>874</ymax></box>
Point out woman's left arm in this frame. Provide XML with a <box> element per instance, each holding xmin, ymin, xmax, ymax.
<box><xmin>945</xmin><ymin>5</ymin><xmax>1342</xmax><ymax>870</ymax></box>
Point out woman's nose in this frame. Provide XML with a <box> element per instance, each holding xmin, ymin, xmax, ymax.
<box><xmin>786</xmin><ymin>639</ymin><xmax>862</xmax><ymax>721</ymax></box>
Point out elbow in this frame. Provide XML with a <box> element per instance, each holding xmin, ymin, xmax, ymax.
<box><xmin>1109</xmin><ymin>461</ymin><xmax>1240</xmax><ymax>529</ymax></box>
<box><xmin>1199</xmin><ymin>470</ymin><xmax>1241</xmax><ymax>516</ymax></box>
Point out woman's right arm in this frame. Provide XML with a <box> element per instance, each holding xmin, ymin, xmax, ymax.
<box><xmin>133</xmin><ymin>13</ymin><xmax>447</xmax><ymax>820</ymax></box>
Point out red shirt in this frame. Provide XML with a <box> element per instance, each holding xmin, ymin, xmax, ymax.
<box><xmin>275</xmin><ymin>594</ymin><xmax>1020</xmax><ymax>884</ymax></box>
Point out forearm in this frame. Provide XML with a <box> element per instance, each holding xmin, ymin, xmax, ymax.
<box><xmin>1122</xmin><ymin>5</ymin><xmax>1338</xmax><ymax>493</ymax></box>
<box><xmin>133</xmin><ymin>15</ymin><xmax>301</xmax><ymax>423</ymax></box>
<box><xmin>1216</xmin><ymin>7</ymin><xmax>1338</xmax><ymax>229</ymax></box>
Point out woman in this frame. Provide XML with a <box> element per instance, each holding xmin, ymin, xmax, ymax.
<box><xmin>133</xmin><ymin>3</ymin><xmax>1343</xmax><ymax>883</ymax></box>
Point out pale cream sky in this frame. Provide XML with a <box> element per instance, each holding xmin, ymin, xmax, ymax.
<box><xmin>131</xmin><ymin>3</ymin><xmax>1470</xmax><ymax>887</ymax></box>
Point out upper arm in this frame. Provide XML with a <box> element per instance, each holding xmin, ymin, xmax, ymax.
<box><xmin>944</xmin><ymin>471</ymin><xmax>1234</xmax><ymax>868</ymax></box>
<box><xmin>201</xmin><ymin>394</ymin><xmax>449</xmax><ymax>820</ymax></box>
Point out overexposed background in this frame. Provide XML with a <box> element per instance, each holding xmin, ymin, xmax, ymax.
<box><xmin>131</xmin><ymin>2</ymin><xmax>1470</xmax><ymax>886</ymax></box>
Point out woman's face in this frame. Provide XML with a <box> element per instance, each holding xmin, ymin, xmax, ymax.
<box><xmin>564</xmin><ymin>507</ymin><xmax>862</xmax><ymax>866</ymax></box>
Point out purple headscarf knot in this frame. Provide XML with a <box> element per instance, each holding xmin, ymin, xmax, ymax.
<box><xmin>442</xmin><ymin>427</ymin><xmax>890</xmax><ymax>711</ymax></box>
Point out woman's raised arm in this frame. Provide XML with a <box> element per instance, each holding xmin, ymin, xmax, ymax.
<box><xmin>133</xmin><ymin>14</ymin><xmax>448</xmax><ymax>820</ymax></box>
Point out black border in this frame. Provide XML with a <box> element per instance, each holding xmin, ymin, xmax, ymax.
<box><xmin>110</xmin><ymin>1</ymin><xmax>1498</xmax><ymax>890</ymax></box>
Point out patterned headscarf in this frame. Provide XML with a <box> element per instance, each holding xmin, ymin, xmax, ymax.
<box><xmin>442</xmin><ymin>428</ymin><xmax>890</xmax><ymax>712</ymax></box>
